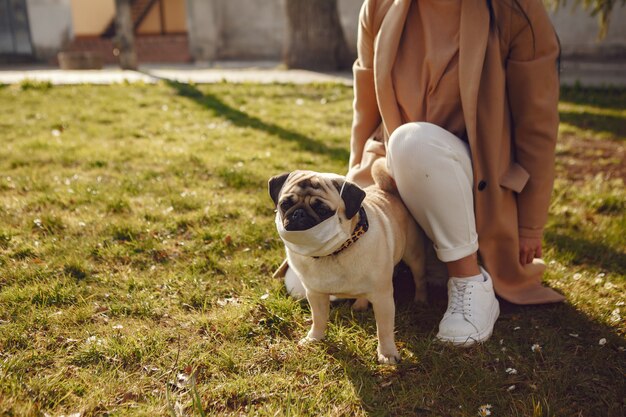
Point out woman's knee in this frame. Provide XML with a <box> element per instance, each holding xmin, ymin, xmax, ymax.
<box><xmin>388</xmin><ymin>122</ymin><xmax>449</xmax><ymax>167</ymax></box>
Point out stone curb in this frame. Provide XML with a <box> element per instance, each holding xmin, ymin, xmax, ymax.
<box><xmin>0</xmin><ymin>63</ymin><xmax>353</xmax><ymax>86</ymax></box>
<box><xmin>0</xmin><ymin>61</ymin><xmax>624</xmax><ymax>87</ymax></box>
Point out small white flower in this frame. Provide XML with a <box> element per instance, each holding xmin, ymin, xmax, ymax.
<box><xmin>505</xmin><ymin>368</ymin><xmax>518</xmax><ymax>375</ymax></box>
<box><xmin>499</xmin><ymin>339</ymin><xmax>504</xmax><ymax>345</ymax></box>
<box><xmin>599</xmin><ymin>338</ymin><xmax>607</xmax><ymax>346</ymax></box>
<box><xmin>514</xmin><ymin>326</ymin><xmax>521</xmax><ymax>331</ymax></box>
<box><xmin>295</xmin><ymin>98</ymin><xmax>304</xmax><ymax>106</ymax></box>
<box><xmin>51</xmin><ymin>129</ymin><xmax>61</xmax><ymax>137</ymax></box>
<box><xmin>572</xmin><ymin>273</ymin><xmax>582</xmax><ymax>281</ymax></box>
<box><xmin>86</xmin><ymin>336</ymin><xmax>103</xmax><ymax>346</ymax></box>
<box><xmin>531</xmin><ymin>343</ymin><xmax>542</xmax><ymax>352</ymax></box>
<box><xmin>594</xmin><ymin>277</ymin><xmax>604</xmax><ymax>285</ymax></box>
<box><xmin>617</xmin><ymin>301</ymin><xmax>625</xmax><ymax>306</ymax></box>
<box><xmin>78</xmin><ymin>221</ymin><xmax>86</xmax><ymax>227</ymax></box>
<box><xmin>260</xmin><ymin>293</ymin><xmax>270</xmax><ymax>300</ymax></box>
<box><xmin>604</xmin><ymin>282</ymin><xmax>616</xmax><ymax>290</ymax></box>
<box><xmin>112</xmin><ymin>324</ymin><xmax>123</xmax><ymax>330</ymax></box>
<box><xmin>507</xmin><ymin>385</ymin><xmax>516</xmax><ymax>391</ymax></box>
<box><xmin>610</xmin><ymin>308</ymin><xmax>621</xmax><ymax>323</ymax></box>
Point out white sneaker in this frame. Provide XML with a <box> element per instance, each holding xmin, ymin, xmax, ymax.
<box><xmin>436</xmin><ymin>267</ymin><xmax>500</xmax><ymax>346</ymax></box>
<box><xmin>284</xmin><ymin>267</ymin><xmax>307</xmax><ymax>299</ymax></box>
<box><xmin>284</xmin><ymin>267</ymin><xmax>340</xmax><ymax>302</ymax></box>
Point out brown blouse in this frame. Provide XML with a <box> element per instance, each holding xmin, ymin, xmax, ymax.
<box><xmin>392</xmin><ymin>0</ymin><xmax>466</xmax><ymax>140</ymax></box>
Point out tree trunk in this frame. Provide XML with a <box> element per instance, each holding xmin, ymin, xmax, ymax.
<box><xmin>284</xmin><ymin>0</ymin><xmax>353</xmax><ymax>71</ymax></box>
<box><xmin>114</xmin><ymin>0</ymin><xmax>138</xmax><ymax>70</ymax></box>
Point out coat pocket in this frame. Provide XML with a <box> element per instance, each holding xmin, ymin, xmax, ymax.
<box><xmin>500</xmin><ymin>162</ymin><xmax>530</xmax><ymax>193</ymax></box>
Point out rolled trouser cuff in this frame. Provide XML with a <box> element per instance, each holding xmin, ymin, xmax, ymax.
<box><xmin>434</xmin><ymin>240</ymin><xmax>479</xmax><ymax>263</ymax></box>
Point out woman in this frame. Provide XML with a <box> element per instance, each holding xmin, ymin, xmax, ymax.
<box><xmin>346</xmin><ymin>0</ymin><xmax>565</xmax><ymax>346</ymax></box>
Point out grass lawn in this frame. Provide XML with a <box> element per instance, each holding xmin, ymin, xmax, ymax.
<box><xmin>0</xmin><ymin>80</ymin><xmax>624</xmax><ymax>416</ymax></box>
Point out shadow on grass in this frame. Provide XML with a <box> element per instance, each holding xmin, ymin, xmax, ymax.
<box><xmin>324</xmin><ymin>294</ymin><xmax>625</xmax><ymax>416</ymax></box>
<box><xmin>559</xmin><ymin>111</ymin><xmax>626</xmax><ymax>140</ymax></box>
<box><xmin>560</xmin><ymin>86</ymin><xmax>626</xmax><ymax>111</ymax></box>
<box><xmin>163</xmin><ymin>80</ymin><xmax>350</xmax><ymax>163</ymax></box>
<box><xmin>544</xmin><ymin>231</ymin><xmax>626</xmax><ymax>275</ymax></box>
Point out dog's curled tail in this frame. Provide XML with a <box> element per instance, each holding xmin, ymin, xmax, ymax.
<box><xmin>371</xmin><ymin>158</ymin><xmax>399</xmax><ymax>195</ymax></box>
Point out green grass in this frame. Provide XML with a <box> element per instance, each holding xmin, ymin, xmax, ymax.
<box><xmin>0</xmin><ymin>81</ymin><xmax>624</xmax><ymax>416</ymax></box>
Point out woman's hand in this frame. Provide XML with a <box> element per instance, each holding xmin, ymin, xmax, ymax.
<box><xmin>519</xmin><ymin>236</ymin><xmax>542</xmax><ymax>265</ymax></box>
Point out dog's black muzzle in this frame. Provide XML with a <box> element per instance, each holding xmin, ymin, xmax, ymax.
<box><xmin>285</xmin><ymin>208</ymin><xmax>318</xmax><ymax>231</ymax></box>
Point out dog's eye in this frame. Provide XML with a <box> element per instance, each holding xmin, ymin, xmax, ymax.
<box><xmin>314</xmin><ymin>202</ymin><xmax>331</xmax><ymax>215</ymax></box>
<box><xmin>280</xmin><ymin>199</ymin><xmax>294</xmax><ymax>212</ymax></box>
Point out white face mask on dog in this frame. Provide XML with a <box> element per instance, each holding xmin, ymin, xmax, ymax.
<box><xmin>275</xmin><ymin>211</ymin><xmax>350</xmax><ymax>257</ymax></box>
<box><xmin>275</xmin><ymin>182</ymin><xmax>350</xmax><ymax>257</ymax></box>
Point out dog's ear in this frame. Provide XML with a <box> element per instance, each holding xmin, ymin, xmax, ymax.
<box><xmin>268</xmin><ymin>173</ymin><xmax>290</xmax><ymax>206</ymax></box>
<box><xmin>338</xmin><ymin>180</ymin><xmax>366</xmax><ymax>219</ymax></box>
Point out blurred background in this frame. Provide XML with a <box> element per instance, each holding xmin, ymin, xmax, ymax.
<box><xmin>1</xmin><ymin>0</ymin><xmax>624</xmax><ymax>70</ymax></box>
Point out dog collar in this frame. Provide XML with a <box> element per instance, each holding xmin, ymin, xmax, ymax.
<box><xmin>314</xmin><ymin>207</ymin><xmax>369</xmax><ymax>258</ymax></box>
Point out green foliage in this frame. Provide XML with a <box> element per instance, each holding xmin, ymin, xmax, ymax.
<box><xmin>18</xmin><ymin>79</ymin><xmax>53</xmax><ymax>91</ymax></box>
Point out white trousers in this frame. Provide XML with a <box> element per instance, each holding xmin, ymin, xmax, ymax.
<box><xmin>387</xmin><ymin>122</ymin><xmax>479</xmax><ymax>263</ymax></box>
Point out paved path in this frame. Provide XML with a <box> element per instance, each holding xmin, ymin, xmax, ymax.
<box><xmin>0</xmin><ymin>60</ymin><xmax>624</xmax><ymax>87</ymax></box>
<box><xmin>0</xmin><ymin>62</ymin><xmax>352</xmax><ymax>86</ymax></box>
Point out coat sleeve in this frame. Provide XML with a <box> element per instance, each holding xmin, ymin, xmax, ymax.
<box><xmin>349</xmin><ymin>0</ymin><xmax>382</xmax><ymax>169</ymax></box>
<box><xmin>505</xmin><ymin>0</ymin><xmax>560</xmax><ymax>239</ymax></box>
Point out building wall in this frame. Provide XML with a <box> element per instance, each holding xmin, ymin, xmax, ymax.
<box><xmin>187</xmin><ymin>0</ymin><xmax>626</xmax><ymax>62</ymax></box>
<box><xmin>20</xmin><ymin>0</ymin><xmax>626</xmax><ymax>63</ymax></box>
<box><xmin>137</xmin><ymin>2</ymin><xmax>161</xmax><ymax>34</ymax></box>
<box><xmin>26</xmin><ymin>0</ymin><xmax>73</xmax><ymax>59</ymax></box>
<box><xmin>551</xmin><ymin>5</ymin><xmax>626</xmax><ymax>60</ymax></box>
<box><xmin>163</xmin><ymin>0</ymin><xmax>187</xmax><ymax>32</ymax></box>
<box><xmin>137</xmin><ymin>0</ymin><xmax>187</xmax><ymax>34</ymax></box>
<box><xmin>186</xmin><ymin>0</ymin><xmax>359</xmax><ymax>62</ymax></box>
<box><xmin>70</xmin><ymin>0</ymin><xmax>114</xmax><ymax>36</ymax></box>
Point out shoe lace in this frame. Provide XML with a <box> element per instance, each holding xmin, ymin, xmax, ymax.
<box><xmin>449</xmin><ymin>280</ymin><xmax>473</xmax><ymax>316</ymax></box>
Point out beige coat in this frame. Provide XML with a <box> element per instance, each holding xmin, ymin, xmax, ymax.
<box><xmin>347</xmin><ymin>0</ymin><xmax>565</xmax><ymax>304</ymax></box>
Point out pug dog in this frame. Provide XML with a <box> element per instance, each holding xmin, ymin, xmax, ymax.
<box><xmin>269</xmin><ymin>160</ymin><xmax>426</xmax><ymax>364</ymax></box>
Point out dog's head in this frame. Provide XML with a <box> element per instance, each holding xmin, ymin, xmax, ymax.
<box><xmin>269</xmin><ymin>171</ymin><xmax>366</xmax><ymax>231</ymax></box>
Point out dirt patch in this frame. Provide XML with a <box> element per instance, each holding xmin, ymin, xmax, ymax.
<box><xmin>556</xmin><ymin>133</ymin><xmax>625</xmax><ymax>183</ymax></box>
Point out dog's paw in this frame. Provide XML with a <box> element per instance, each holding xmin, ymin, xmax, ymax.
<box><xmin>298</xmin><ymin>330</ymin><xmax>324</xmax><ymax>346</ymax></box>
<box><xmin>298</xmin><ymin>335</ymin><xmax>322</xmax><ymax>346</ymax></box>
<box><xmin>352</xmin><ymin>297</ymin><xmax>369</xmax><ymax>311</ymax></box>
<box><xmin>377</xmin><ymin>349</ymin><xmax>400</xmax><ymax>364</ymax></box>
